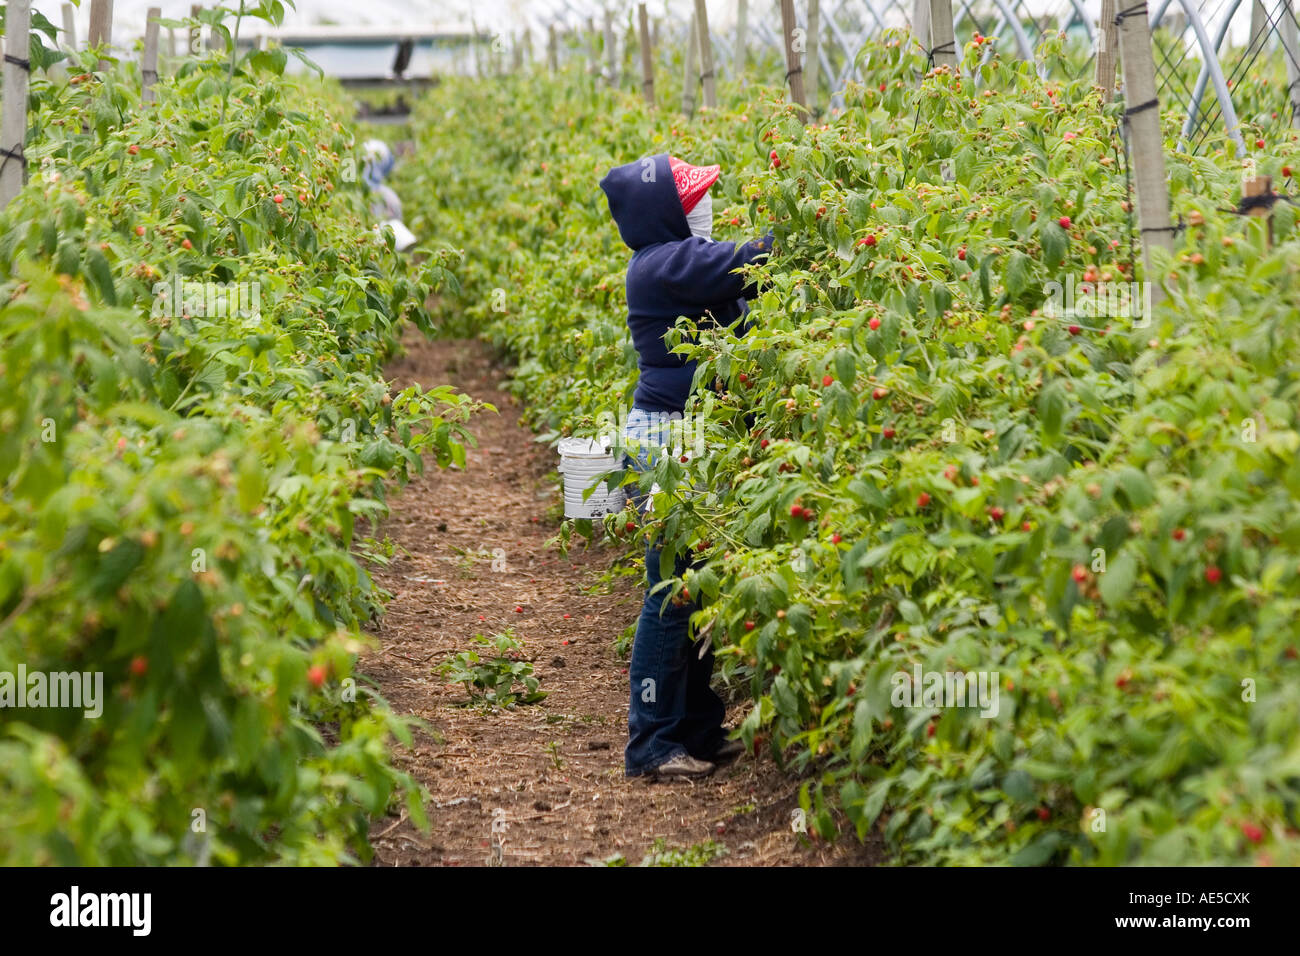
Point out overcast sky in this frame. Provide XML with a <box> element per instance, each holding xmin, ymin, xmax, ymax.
<box><xmin>34</xmin><ymin>0</ymin><xmax>709</xmax><ymax>40</ymax></box>
<box><xmin>30</xmin><ymin>2</ymin><xmax>1263</xmax><ymax>57</ymax></box>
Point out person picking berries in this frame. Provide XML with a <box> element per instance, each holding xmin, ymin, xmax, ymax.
<box><xmin>599</xmin><ymin>154</ymin><xmax>773</xmax><ymax>781</ymax></box>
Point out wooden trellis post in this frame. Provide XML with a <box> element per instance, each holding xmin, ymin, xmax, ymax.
<box><xmin>1249</xmin><ymin>1</ymin><xmax>1267</xmax><ymax>49</ymax></box>
<box><xmin>142</xmin><ymin>8</ymin><xmax>161</xmax><ymax>103</ymax></box>
<box><xmin>622</xmin><ymin>18</ymin><xmax>636</xmax><ymax>88</ymax></box>
<box><xmin>587</xmin><ymin>17</ymin><xmax>599</xmax><ymax>78</ymax></box>
<box><xmin>1243</xmin><ymin>174</ymin><xmax>1274</xmax><ymax>249</ymax></box>
<box><xmin>603</xmin><ymin>10</ymin><xmax>617</xmax><ymax>87</ymax></box>
<box><xmin>806</xmin><ymin>0</ymin><xmax>821</xmax><ymax>112</ymax></box>
<box><xmin>89</xmin><ymin>0</ymin><xmax>114</xmax><ymax>71</ymax></box>
<box><xmin>62</xmin><ymin>2</ymin><xmax>78</xmax><ymax>51</ymax></box>
<box><xmin>190</xmin><ymin>5</ymin><xmax>203</xmax><ymax>57</ymax></box>
<box><xmin>911</xmin><ymin>0</ymin><xmax>930</xmax><ymax>51</ymax></box>
<box><xmin>548</xmin><ymin>24</ymin><xmax>558</xmax><ymax>73</ymax></box>
<box><xmin>1116</xmin><ymin>2</ymin><xmax>1174</xmax><ymax>304</ymax></box>
<box><xmin>694</xmin><ymin>0</ymin><xmax>717</xmax><ymax>109</ymax></box>
<box><xmin>49</xmin><ymin>1</ymin><xmax>73</xmax><ymax>79</ymax></box>
<box><xmin>1282</xmin><ymin>1</ymin><xmax>1300</xmax><ymax>128</ymax></box>
<box><xmin>927</xmin><ymin>0</ymin><xmax>956</xmax><ymax>70</ymax></box>
<box><xmin>1</xmin><ymin>0</ymin><xmax>31</xmax><ymax>209</ymax></box>
<box><xmin>736</xmin><ymin>0</ymin><xmax>747</xmax><ymax>74</ymax></box>
<box><xmin>682</xmin><ymin>13</ymin><xmax>698</xmax><ymax>115</ymax></box>
<box><xmin>638</xmin><ymin>4</ymin><xmax>655</xmax><ymax>105</ymax></box>
<box><xmin>779</xmin><ymin>0</ymin><xmax>806</xmax><ymax>109</ymax></box>
<box><xmin>1096</xmin><ymin>0</ymin><xmax>1118</xmax><ymax>100</ymax></box>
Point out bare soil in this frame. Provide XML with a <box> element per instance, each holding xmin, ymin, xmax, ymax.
<box><xmin>362</xmin><ymin>334</ymin><xmax>883</xmax><ymax>867</ymax></box>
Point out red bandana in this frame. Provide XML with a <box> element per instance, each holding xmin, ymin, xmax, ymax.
<box><xmin>668</xmin><ymin>156</ymin><xmax>721</xmax><ymax>215</ymax></box>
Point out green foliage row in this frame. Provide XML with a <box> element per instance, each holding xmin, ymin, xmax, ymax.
<box><xmin>0</xmin><ymin>29</ymin><xmax>474</xmax><ymax>864</ymax></box>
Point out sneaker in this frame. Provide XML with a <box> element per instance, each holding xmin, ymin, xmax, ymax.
<box><xmin>708</xmin><ymin>739</ymin><xmax>745</xmax><ymax>765</ymax></box>
<box><xmin>647</xmin><ymin>753</ymin><xmax>716</xmax><ymax>781</ymax></box>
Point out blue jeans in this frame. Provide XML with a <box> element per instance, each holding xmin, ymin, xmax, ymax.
<box><xmin>622</xmin><ymin>409</ymin><xmax>726</xmax><ymax>776</ymax></box>
<box><xmin>625</xmin><ymin>543</ymin><xmax>727</xmax><ymax>776</ymax></box>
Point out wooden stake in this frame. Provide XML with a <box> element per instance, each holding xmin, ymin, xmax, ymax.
<box><xmin>62</xmin><ymin>2</ymin><xmax>77</xmax><ymax>50</ymax></box>
<box><xmin>1</xmin><ymin>0</ymin><xmax>31</xmax><ymax>209</ymax></box>
<box><xmin>142</xmin><ymin>7</ymin><xmax>161</xmax><ymax>103</ymax></box>
<box><xmin>89</xmin><ymin>0</ymin><xmax>114</xmax><ymax>71</ymax></box>
<box><xmin>911</xmin><ymin>0</ymin><xmax>930</xmax><ymax>51</ymax></box>
<box><xmin>735</xmin><ymin>0</ymin><xmax>747</xmax><ymax>74</ymax></box>
<box><xmin>694</xmin><ymin>0</ymin><xmax>716</xmax><ymax>109</ymax></box>
<box><xmin>168</xmin><ymin>27</ymin><xmax>177</xmax><ymax>58</ymax></box>
<box><xmin>1243</xmin><ymin>175</ymin><xmax>1274</xmax><ymax>249</ymax></box>
<box><xmin>806</xmin><ymin>0</ymin><xmax>821</xmax><ymax>112</ymax></box>
<box><xmin>779</xmin><ymin>0</ymin><xmax>806</xmax><ymax>109</ymax></box>
<box><xmin>49</xmin><ymin>1</ymin><xmax>73</xmax><ymax>79</ymax></box>
<box><xmin>604</xmin><ymin>10</ymin><xmax>617</xmax><ymax>87</ymax></box>
<box><xmin>1096</xmin><ymin>0</ymin><xmax>1118</xmax><ymax>101</ymax></box>
<box><xmin>1282</xmin><ymin>1</ymin><xmax>1300</xmax><ymax>128</ymax></box>
<box><xmin>638</xmin><ymin>4</ymin><xmax>655</xmax><ymax>105</ymax></box>
<box><xmin>682</xmin><ymin>13</ymin><xmax>698</xmax><ymax>115</ymax></box>
<box><xmin>1249</xmin><ymin>0</ymin><xmax>1267</xmax><ymax>49</ymax></box>
<box><xmin>548</xmin><ymin>24</ymin><xmax>558</xmax><ymax>73</ymax></box>
<box><xmin>190</xmin><ymin>5</ymin><xmax>202</xmax><ymax>57</ymax></box>
<box><xmin>623</xmin><ymin>18</ymin><xmax>636</xmax><ymax>88</ymax></box>
<box><xmin>1116</xmin><ymin>2</ymin><xmax>1174</xmax><ymax>303</ymax></box>
<box><xmin>587</xmin><ymin>17</ymin><xmax>598</xmax><ymax>77</ymax></box>
<box><xmin>927</xmin><ymin>0</ymin><xmax>957</xmax><ymax>71</ymax></box>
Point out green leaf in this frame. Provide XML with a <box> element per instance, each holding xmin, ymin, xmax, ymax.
<box><xmin>84</xmin><ymin>248</ymin><xmax>117</xmax><ymax>306</ymax></box>
<box><xmin>1099</xmin><ymin>550</ymin><xmax>1137</xmax><ymax>607</ymax></box>
<box><xmin>833</xmin><ymin>348</ymin><xmax>857</xmax><ymax>387</ymax></box>
<box><xmin>786</xmin><ymin>603</ymin><xmax>812</xmax><ymax>640</ymax></box>
<box><xmin>1004</xmin><ymin>251</ymin><xmax>1033</xmax><ymax>299</ymax></box>
<box><xmin>1038</xmin><ymin>379</ymin><xmax>1067</xmax><ymax>445</ymax></box>
<box><xmin>236</xmin><ymin>457</ymin><xmax>267</xmax><ymax>512</ymax></box>
<box><xmin>1002</xmin><ymin>769</ymin><xmax>1035</xmax><ymax>803</ymax></box>
<box><xmin>842</xmin><ymin>539</ymin><xmax>871</xmax><ymax>595</ymax></box>
<box><xmin>1116</xmin><ymin>467</ymin><xmax>1155</xmax><ymax>509</ymax></box>
<box><xmin>863</xmin><ymin>779</ymin><xmax>891</xmax><ymax>827</ymax></box>
<box><xmin>249</xmin><ymin>47</ymin><xmax>288</xmax><ymax>75</ymax></box>
<box><xmin>92</xmin><ymin>539</ymin><xmax>144</xmax><ymax>596</ymax></box>
<box><xmin>1041</xmin><ymin>223</ymin><xmax>1067</xmax><ymax>269</ymax></box>
<box><xmin>898</xmin><ymin>599</ymin><xmax>922</xmax><ymax>624</ymax></box>
<box><xmin>1010</xmin><ymin>832</ymin><xmax>1061</xmax><ymax>866</ymax></box>
<box><xmin>744</xmin><ymin>511</ymin><xmax>771</xmax><ymax>546</ymax></box>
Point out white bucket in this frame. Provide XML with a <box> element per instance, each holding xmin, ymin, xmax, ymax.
<box><xmin>557</xmin><ymin>437</ymin><xmax>626</xmax><ymax>519</ymax></box>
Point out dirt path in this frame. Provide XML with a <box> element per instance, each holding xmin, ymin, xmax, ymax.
<box><xmin>363</xmin><ymin>335</ymin><xmax>882</xmax><ymax>867</ymax></box>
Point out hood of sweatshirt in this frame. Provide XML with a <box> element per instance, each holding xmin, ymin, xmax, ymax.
<box><xmin>598</xmin><ymin>153</ymin><xmax>690</xmax><ymax>251</ymax></box>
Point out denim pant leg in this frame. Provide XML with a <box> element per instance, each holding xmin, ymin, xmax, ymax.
<box><xmin>625</xmin><ymin>541</ymin><xmax>728</xmax><ymax>775</ymax></box>
<box><xmin>680</xmin><ymin>637</ymin><xmax>727</xmax><ymax>757</ymax></box>
<box><xmin>626</xmin><ymin>544</ymin><xmax>692</xmax><ymax>775</ymax></box>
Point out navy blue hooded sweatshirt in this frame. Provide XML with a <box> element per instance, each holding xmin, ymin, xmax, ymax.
<box><xmin>599</xmin><ymin>153</ymin><xmax>773</xmax><ymax>414</ymax></box>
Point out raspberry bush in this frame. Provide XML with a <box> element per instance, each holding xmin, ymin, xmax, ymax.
<box><xmin>0</xmin><ymin>26</ymin><xmax>473</xmax><ymax>864</ymax></box>
<box><xmin>402</xmin><ymin>31</ymin><xmax>1300</xmax><ymax>865</ymax></box>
